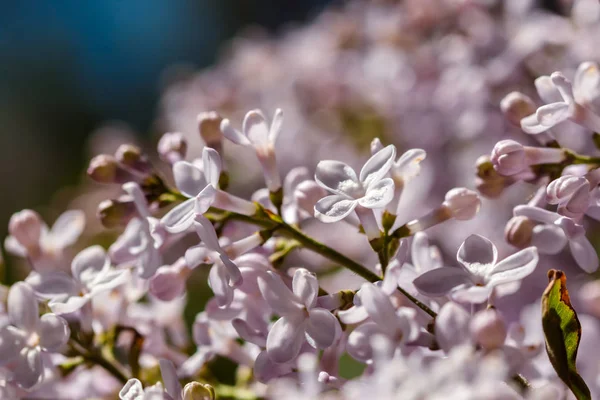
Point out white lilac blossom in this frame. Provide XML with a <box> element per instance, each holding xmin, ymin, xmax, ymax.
<box><xmin>220</xmin><ymin>109</ymin><xmax>283</xmax><ymax>192</ymax></box>
<box><xmin>26</xmin><ymin>245</ymin><xmax>128</xmax><ymax>314</ymax></box>
<box><xmin>258</xmin><ymin>269</ymin><xmax>340</xmax><ymax>364</ymax></box>
<box><xmin>413</xmin><ymin>234</ymin><xmax>538</xmax><ymax>303</ymax></box>
<box><xmin>314</xmin><ymin>144</ymin><xmax>396</xmax><ymax>239</ymax></box>
<box><xmin>5</xmin><ymin>209</ymin><xmax>85</xmax><ymax>273</ymax></box>
<box><xmin>109</xmin><ymin>182</ymin><xmax>163</xmax><ymax>279</ymax></box>
<box><xmin>0</xmin><ymin>283</ymin><xmax>69</xmax><ymax>389</ymax></box>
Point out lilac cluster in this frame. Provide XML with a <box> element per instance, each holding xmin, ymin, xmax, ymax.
<box><xmin>4</xmin><ymin>0</ymin><xmax>600</xmax><ymax>399</ymax></box>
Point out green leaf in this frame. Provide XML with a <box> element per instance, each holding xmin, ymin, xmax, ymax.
<box><xmin>541</xmin><ymin>269</ymin><xmax>591</xmax><ymax>400</ymax></box>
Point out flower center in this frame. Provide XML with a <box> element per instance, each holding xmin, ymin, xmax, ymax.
<box><xmin>26</xmin><ymin>332</ymin><xmax>40</xmax><ymax>348</ymax></box>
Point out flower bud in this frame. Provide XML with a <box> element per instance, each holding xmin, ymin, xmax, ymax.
<box><xmin>8</xmin><ymin>209</ymin><xmax>42</xmax><ymax>250</ymax></box>
<box><xmin>470</xmin><ymin>309</ymin><xmax>507</xmax><ymax>350</ymax></box>
<box><xmin>490</xmin><ymin>140</ymin><xmax>526</xmax><ymax>176</ymax></box>
<box><xmin>547</xmin><ymin>175</ymin><xmax>590</xmax><ymax>218</ymax></box>
<box><xmin>96</xmin><ymin>198</ymin><xmax>137</xmax><ymax>228</ymax></box>
<box><xmin>158</xmin><ymin>132</ymin><xmax>187</xmax><ymax>164</ymax></box>
<box><xmin>500</xmin><ymin>92</ymin><xmax>536</xmax><ymax>126</ymax></box>
<box><xmin>87</xmin><ymin>154</ymin><xmax>137</xmax><ymax>184</ymax></box>
<box><xmin>115</xmin><ymin>144</ymin><xmax>152</xmax><ymax>174</ymax></box>
<box><xmin>504</xmin><ymin>216</ymin><xmax>534</xmax><ymax>248</ymax></box>
<box><xmin>183</xmin><ymin>382</ymin><xmax>215</xmax><ymax>400</ymax></box>
<box><xmin>443</xmin><ymin>188</ymin><xmax>481</xmax><ymax>220</ymax></box>
<box><xmin>475</xmin><ymin>156</ymin><xmax>510</xmax><ymax>198</ymax></box>
<box><xmin>198</xmin><ymin>111</ymin><xmax>223</xmax><ymax>150</ymax></box>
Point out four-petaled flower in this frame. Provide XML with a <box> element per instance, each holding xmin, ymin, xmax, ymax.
<box><xmin>413</xmin><ymin>234</ymin><xmax>538</xmax><ymax>303</ymax></box>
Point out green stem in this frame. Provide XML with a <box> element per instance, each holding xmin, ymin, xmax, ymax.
<box><xmin>69</xmin><ymin>338</ymin><xmax>130</xmax><ymax>384</ymax></box>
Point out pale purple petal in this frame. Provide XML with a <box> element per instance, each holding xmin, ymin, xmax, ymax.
<box><xmin>337</xmin><ymin>306</ymin><xmax>369</xmax><ymax>325</ymax></box>
<box><xmin>569</xmin><ymin>236</ymin><xmax>599</xmax><ymax>273</ymax></box>
<box><xmin>172</xmin><ymin>161</ymin><xmax>206</xmax><ymax>197</ymax></box>
<box><xmin>208</xmin><ymin>264</ymin><xmax>233</xmax><ymax>308</ymax></box>
<box><xmin>413</xmin><ymin>267</ymin><xmax>471</xmax><ymax>298</ymax></box>
<box><xmin>71</xmin><ymin>245</ymin><xmax>108</xmax><ymax>286</ymax></box>
<box><xmin>27</xmin><ymin>272</ymin><xmax>79</xmax><ymax>299</ymax></box>
<box><xmin>49</xmin><ymin>295</ymin><xmax>90</xmax><ymax>315</ymax></box>
<box><xmin>161</xmin><ymin>199</ymin><xmax>195</xmax><ymax>234</ymax></box>
<box><xmin>513</xmin><ymin>205</ymin><xmax>561</xmax><ymax>224</ymax></box>
<box><xmin>359</xmin><ymin>144</ymin><xmax>396</xmax><ymax>188</ymax></box>
<box><xmin>185</xmin><ymin>245</ymin><xmax>214</xmax><ymax>268</ymax></box>
<box><xmin>536</xmin><ymin>102</ymin><xmax>570</xmax><ymax>127</ymax></box>
<box><xmin>0</xmin><ymin>326</ymin><xmax>24</xmax><ymax>365</ymax></box>
<box><xmin>220</xmin><ymin>119</ymin><xmax>250</xmax><ymax>146</ymax></box>
<box><xmin>520</xmin><ymin>114</ymin><xmax>549</xmax><ymax>134</ymax></box>
<box><xmin>292</xmin><ymin>269</ymin><xmax>318</xmax><ymax>309</ymax></box>
<box><xmin>573</xmin><ymin>62</ymin><xmax>600</xmax><ymax>107</ymax></box>
<box><xmin>159</xmin><ymin>359</ymin><xmax>182</xmax><ymax>400</ymax></box>
<box><xmin>13</xmin><ymin>347</ymin><xmax>43</xmax><ymax>389</ymax></box>
<box><xmin>269</xmin><ymin>108</ymin><xmax>283</xmax><ymax>144</ymax></box>
<box><xmin>359</xmin><ymin>283</ymin><xmax>399</xmax><ymax>337</ymax></box>
<box><xmin>178</xmin><ymin>349</ymin><xmax>214</xmax><ymax>378</ymax></box>
<box><xmin>243</xmin><ymin>110</ymin><xmax>270</xmax><ymax>146</ymax></box>
<box><xmin>218</xmin><ymin>255</ymin><xmax>242</xmax><ymax>287</ymax></box>
<box><xmin>122</xmin><ymin>182</ymin><xmax>150</xmax><ymax>218</ymax></box>
<box><xmin>88</xmin><ymin>268</ymin><xmax>129</xmax><ymax>293</ymax></box>
<box><xmin>119</xmin><ymin>378</ymin><xmax>145</xmax><ymax>400</ymax></box>
<box><xmin>435</xmin><ymin>302</ymin><xmax>471</xmax><ymax>353</ymax></box>
<box><xmin>346</xmin><ymin>322</ymin><xmax>381</xmax><ymax>362</ymax></box>
<box><xmin>457</xmin><ymin>234</ymin><xmax>498</xmax><ymax>276</ymax></box>
<box><xmin>257</xmin><ymin>272</ymin><xmax>303</xmax><ymax>317</ymax></box>
<box><xmin>193</xmin><ymin>216</ymin><xmax>222</xmax><ymax>252</ymax></box>
<box><xmin>314</xmin><ymin>195</ymin><xmax>357</xmax><ymax>223</ymax></box>
<box><xmin>488</xmin><ymin>247</ymin><xmax>538</xmax><ymax>285</ymax></box>
<box><xmin>194</xmin><ymin>185</ymin><xmax>217</xmax><ymax>215</ymax></box>
<box><xmin>535</xmin><ymin>75</ymin><xmax>562</xmax><ymax>103</ymax></box>
<box><xmin>451</xmin><ymin>285</ymin><xmax>492</xmax><ymax>304</ymax></box>
<box><xmin>232</xmin><ymin>318</ymin><xmax>267</xmax><ymax>347</ymax></box>
<box><xmin>38</xmin><ymin>313</ymin><xmax>70</xmax><ymax>351</ymax></box>
<box><xmin>305</xmin><ymin>308</ymin><xmax>338</xmax><ymax>349</ymax></box>
<box><xmin>358</xmin><ymin>178</ymin><xmax>395</xmax><ymax>209</ymax></box>
<box><xmin>49</xmin><ymin>210</ymin><xmax>85</xmax><ymax>248</ymax></box>
<box><xmin>314</xmin><ymin>160</ymin><xmax>360</xmax><ymax>196</ymax></box>
<box><xmin>109</xmin><ymin>218</ymin><xmax>144</xmax><ymax>264</ymax></box>
<box><xmin>266</xmin><ymin>317</ymin><xmax>305</xmax><ymax>364</ymax></box>
<box><xmin>4</xmin><ymin>236</ymin><xmax>27</xmax><ymax>257</ymax></box>
<box><xmin>8</xmin><ymin>282</ymin><xmax>39</xmax><ymax>331</ymax></box>
<box><xmin>411</xmin><ymin>232</ymin><xmax>442</xmax><ymax>273</ymax></box>
<box><xmin>202</xmin><ymin>147</ymin><xmax>222</xmax><ymax>188</ymax></box>
<box><xmin>254</xmin><ymin>350</ymin><xmax>293</xmax><ymax>383</ymax></box>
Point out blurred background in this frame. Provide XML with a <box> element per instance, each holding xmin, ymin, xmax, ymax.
<box><xmin>0</xmin><ymin>0</ymin><xmax>331</xmax><ymax>242</ymax></box>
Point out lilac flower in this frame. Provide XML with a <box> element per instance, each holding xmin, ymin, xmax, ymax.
<box><xmin>546</xmin><ymin>175</ymin><xmax>591</xmax><ymax>219</ymax></box>
<box><xmin>220</xmin><ymin>109</ymin><xmax>283</xmax><ymax>191</ymax></box>
<box><xmin>120</xmin><ymin>359</ymin><xmax>214</xmax><ymax>400</ymax></box>
<box><xmin>109</xmin><ymin>182</ymin><xmax>163</xmax><ymax>279</ymax></box>
<box><xmin>314</xmin><ymin>144</ymin><xmax>396</xmax><ymax>239</ymax></box>
<box><xmin>27</xmin><ymin>245</ymin><xmax>128</xmax><ymax>314</ymax></box>
<box><xmin>346</xmin><ymin>283</ymin><xmax>419</xmax><ymax>362</ymax></box>
<box><xmin>5</xmin><ymin>209</ymin><xmax>85</xmax><ymax>273</ymax></box>
<box><xmin>490</xmin><ymin>140</ymin><xmax>565</xmax><ymax>177</ymax></box>
<box><xmin>413</xmin><ymin>235</ymin><xmax>538</xmax><ymax>303</ymax></box>
<box><xmin>0</xmin><ymin>283</ymin><xmax>69</xmax><ymax>389</ymax></box>
<box><xmin>258</xmin><ymin>269</ymin><xmax>340</xmax><ymax>364</ymax></box>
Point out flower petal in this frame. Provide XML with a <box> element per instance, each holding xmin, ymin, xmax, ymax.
<box><xmin>314</xmin><ymin>195</ymin><xmax>357</xmax><ymax>223</ymax></box>
<box><xmin>49</xmin><ymin>210</ymin><xmax>85</xmax><ymax>248</ymax></box>
<box><xmin>173</xmin><ymin>161</ymin><xmax>207</xmax><ymax>198</ymax></box>
<box><xmin>413</xmin><ymin>267</ymin><xmax>471</xmax><ymax>298</ymax></box>
<box><xmin>218</xmin><ymin>254</ymin><xmax>242</xmax><ymax>287</ymax></box>
<box><xmin>49</xmin><ymin>295</ymin><xmax>90</xmax><ymax>315</ymax></box>
<box><xmin>0</xmin><ymin>326</ymin><xmax>24</xmax><ymax>365</ymax></box>
<box><xmin>534</xmin><ymin>75</ymin><xmax>562</xmax><ymax>103</ymax></box>
<box><xmin>411</xmin><ymin>232</ymin><xmax>442</xmax><ymax>273</ymax></box>
<box><xmin>185</xmin><ymin>245</ymin><xmax>214</xmax><ymax>268</ymax></box>
<box><xmin>346</xmin><ymin>322</ymin><xmax>381</xmax><ymax>362</ymax></box>
<box><xmin>38</xmin><ymin>313</ymin><xmax>70</xmax><ymax>351</ymax></box>
<box><xmin>13</xmin><ymin>347</ymin><xmax>43</xmax><ymax>389</ymax></box>
<box><xmin>257</xmin><ymin>272</ymin><xmax>303</xmax><ymax>317</ymax></box>
<box><xmin>569</xmin><ymin>235</ymin><xmax>599</xmax><ymax>273</ymax></box>
<box><xmin>161</xmin><ymin>199</ymin><xmax>195</xmax><ymax>233</ymax></box>
<box><xmin>4</xmin><ymin>235</ymin><xmax>27</xmax><ymax>257</ymax></box>
<box><xmin>159</xmin><ymin>359</ymin><xmax>182</xmax><ymax>400</ymax></box>
<box><xmin>208</xmin><ymin>263</ymin><xmax>233</xmax><ymax>308</ymax></box>
<box><xmin>193</xmin><ymin>216</ymin><xmax>222</xmax><ymax>252</ymax></box>
<box><xmin>305</xmin><ymin>308</ymin><xmax>338</xmax><ymax>349</ymax></box>
<box><xmin>269</xmin><ymin>108</ymin><xmax>283</xmax><ymax>144</ymax></box>
<box><xmin>457</xmin><ymin>234</ymin><xmax>497</xmax><ymax>276</ymax></box>
<box><xmin>488</xmin><ymin>247</ymin><xmax>538</xmax><ymax>286</ymax></box>
<box><xmin>243</xmin><ymin>109</ymin><xmax>270</xmax><ymax>146</ymax></box>
<box><xmin>195</xmin><ymin>185</ymin><xmax>217</xmax><ymax>215</ymax></box>
<box><xmin>435</xmin><ymin>302</ymin><xmax>471</xmax><ymax>353</ymax></box>
<box><xmin>359</xmin><ymin>283</ymin><xmax>399</xmax><ymax>337</ymax></box>
<box><xmin>450</xmin><ymin>285</ymin><xmax>492</xmax><ymax>304</ymax></box>
<box><xmin>536</xmin><ymin>102</ymin><xmax>571</xmax><ymax>127</ymax></box>
<box><xmin>266</xmin><ymin>317</ymin><xmax>305</xmax><ymax>364</ymax></box>
<box><xmin>202</xmin><ymin>147</ymin><xmax>222</xmax><ymax>188</ymax></box>
<box><xmin>574</xmin><ymin>62</ymin><xmax>600</xmax><ymax>108</ymax></box>
<box><xmin>119</xmin><ymin>378</ymin><xmax>145</xmax><ymax>400</ymax></box>
<box><xmin>513</xmin><ymin>205</ymin><xmax>561</xmax><ymax>224</ymax></box>
<box><xmin>26</xmin><ymin>272</ymin><xmax>79</xmax><ymax>299</ymax></box>
<box><xmin>71</xmin><ymin>245</ymin><xmax>108</xmax><ymax>286</ymax></box>
<box><xmin>314</xmin><ymin>160</ymin><xmax>360</xmax><ymax>196</ymax></box>
<box><xmin>337</xmin><ymin>306</ymin><xmax>369</xmax><ymax>325</ymax></box>
<box><xmin>292</xmin><ymin>269</ymin><xmax>318</xmax><ymax>309</ymax></box>
<box><xmin>520</xmin><ymin>114</ymin><xmax>549</xmax><ymax>134</ymax></box>
<box><xmin>358</xmin><ymin>178</ymin><xmax>395</xmax><ymax>209</ymax></box>
<box><xmin>359</xmin><ymin>144</ymin><xmax>396</xmax><ymax>188</ymax></box>
<box><xmin>8</xmin><ymin>282</ymin><xmax>39</xmax><ymax>331</ymax></box>
<box><xmin>394</xmin><ymin>149</ymin><xmax>426</xmax><ymax>181</ymax></box>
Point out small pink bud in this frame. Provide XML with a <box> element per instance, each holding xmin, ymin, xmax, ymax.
<box><xmin>490</xmin><ymin>140</ymin><xmax>526</xmax><ymax>176</ymax></box>
<box><xmin>504</xmin><ymin>216</ymin><xmax>534</xmax><ymax>248</ymax></box>
<box><xmin>470</xmin><ymin>309</ymin><xmax>507</xmax><ymax>350</ymax></box>
<box><xmin>115</xmin><ymin>144</ymin><xmax>152</xmax><ymax>174</ymax></box>
<box><xmin>294</xmin><ymin>180</ymin><xmax>326</xmax><ymax>216</ymax></box>
<box><xmin>198</xmin><ymin>111</ymin><xmax>223</xmax><ymax>150</ymax></box>
<box><xmin>8</xmin><ymin>210</ymin><xmax>42</xmax><ymax>250</ymax></box>
<box><xmin>500</xmin><ymin>92</ymin><xmax>536</xmax><ymax>126</ymax></box>
<box><xmin>443</xmin><ymin>188</ymin><xmax>481</xmax><ymax>220</ymax></box>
